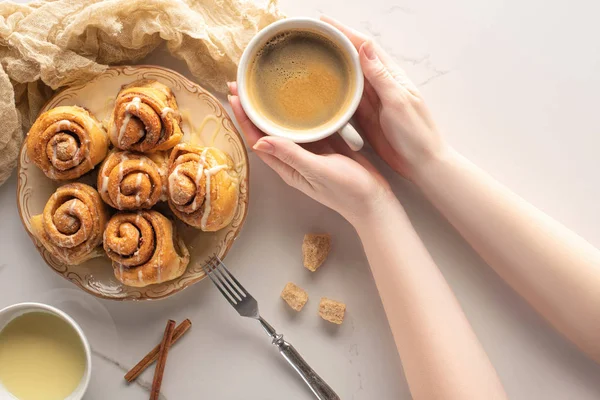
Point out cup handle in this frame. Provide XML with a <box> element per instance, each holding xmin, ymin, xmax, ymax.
<box><xmin>338</xmin><ymin>123</ymin><xmax>364</xmax><ymax>151</ymax></box>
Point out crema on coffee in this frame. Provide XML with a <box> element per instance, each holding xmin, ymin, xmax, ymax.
<box><xmin>247</xmin><ymin>30</ymin><xmax>355</xmax><ymax>131</ymax></box>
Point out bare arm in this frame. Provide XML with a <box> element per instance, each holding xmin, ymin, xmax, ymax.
<box><xmin>355</xmin><ymin>194</ymin><xmax>507</xmax><ymax>399</ymax></box>
<box><xmin>413</xmin><ymin>149</ymin><xmax>600</xmax><ymax>361</ymax></box>
<box><xmin>320</xmin><ymin>16</ymin><xmax>600</xmax><ymax>363</ymax></box>
<box><xmin>228</xmin><ymin>78</ymin><xmax>506</xmax><ymax>400</ymax></box>
<box><xmin>229</xmin><ymin>16</ymin><xmax>507</xmax><ymax>398</ymax></box>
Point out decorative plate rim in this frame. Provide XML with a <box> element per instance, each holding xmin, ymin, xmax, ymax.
<box><xmin>16</xmin><ymin>65</ymin><xmax>250</xmax><ymax>301</ymax></box>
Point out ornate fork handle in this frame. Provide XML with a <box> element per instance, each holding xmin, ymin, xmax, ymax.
<box><xmin>202</xmin><ymin>258</ymin><xmax>340</xmax><ymax>399</ymax></box>
<box><xmin>259</xmin><ymin>317</ymin><xmax>340</xmax><ymax>400</ymax></box>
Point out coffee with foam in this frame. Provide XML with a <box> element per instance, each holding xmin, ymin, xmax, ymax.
<box><xmin>247</xmin><ymin>30</ymin><xmax>354</xmax><ymax>132</ymax></box>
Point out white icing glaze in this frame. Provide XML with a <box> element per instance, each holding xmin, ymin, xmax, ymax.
<box><xmin>116</xmin><ymin>159</ymin><xmax>126</xmax><ymax>209</ymax></box>
<box><xmin>200</xmin><ymin>164</ymin><xmax>228</xmax><ymax>230</ymax></box>
<box><xmin>101</xmin><ymin>176</ymin><xmax>109</xmax><ymax>194</ymax></box>
<box><xmin>68</xmin><ymin>199</ymin><xmax>76</xmax><ymax>214</ymax></box>
<box><xmin>207</xmin><ymin>165</ymin><xmax>227</xmax><ymax>175</ymax></box>
<box><xmin>168</xmin><ymin>165</ymin><xmax>182</xmax><ymax>195</ymax></box>
<box><xmin>118</xmin><ymin>113</ymin><xmax>132</xmax><ymax>147</ymax></box>
<box><xmin>138</xmin><ymin>269</ymin><xmax>143</xmax><ymax>283</ymax></box>
<box><xmin>62</xmin><ymin>248</ymin><xmax>71</xmax><ymax>263</ymax></box>
<box><xmin>134</xmin><ymin>170</ymin><xmax>143</xmax><ymax>205</ymax></box>
<box><xmin>127</xmin><ymin>97</ymin><xmax>142</xmax><ymax>112</ymax></box>
<box><xmin>81</xmin><ymin>217</ymin><xmax>87</xmax><ymax>239</ymax></box>
<box><xmin>116</xmin><ymin>234</ymin><xmax>122</xmax><ymax>256</ymax></box>
<box><xmin>83</xmin><ymin>147</ymin><xmax>93</xmax><ymax>168</ymax></box>
<box><xmin>117</xmin><ymin>97</ymin><xmax>142</xmax><ymax>147</ymax></box>
<box><xmin>190</xmin><ymin>149</ymin><xmax>208</xmax><ymax>210</ymax></box>
<box><xmin>161</xmin><ymin>107</ymin><xmax>175</xmax><ymax>119</ymax></box>
<box><xmin>200</xmin><ymin>170</ymin><xmax>212</xmax><ymax>230</ymax></box>
<box><xmin>186</xmin><ymin>114</ymin><xmax>218</xmax><ymax>146</ymax></box>
<box><xmin>56</xmin><ymin>120</ymin><xmax>71</xmax><ymax>133</ymax></box>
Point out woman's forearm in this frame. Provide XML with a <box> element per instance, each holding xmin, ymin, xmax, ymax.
<box><xmin>355</xmin><ymin>195</ymin><xmax>506</xmax><ymax>400</ymax></box>
<box><xmin>413</xmin><ymin>148</ymin><xmax>600</xmax><ymax>361</ymax></box>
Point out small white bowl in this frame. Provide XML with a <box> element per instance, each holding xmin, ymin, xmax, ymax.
<box><xmin>0</xmin><ymin>302</ymin><xmax>92</xmax><ymax>400</ymax></box>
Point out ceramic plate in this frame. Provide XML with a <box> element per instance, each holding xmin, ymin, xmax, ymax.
<box><xmin>17</xmin><ymin>66</ymin><xmax>249</xmax><ymax>301</ymax></box>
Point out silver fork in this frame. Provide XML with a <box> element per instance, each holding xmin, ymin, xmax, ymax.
<box><xmin>202</xmin><ymin>257</ymin><xmax>340</xmax><ymax>400</ymax></box>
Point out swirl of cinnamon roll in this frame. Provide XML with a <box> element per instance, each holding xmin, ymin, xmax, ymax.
<box><xmin>103</xmin><ymin>210</ymin><xmax>190</xmax><ymax>287</ymax></box>
<box><xmin>30</xmin><ymin>183</ymin><xmax>109</xmax><ymax>265</ymax></box>
<box><xmin>26</xmin><ymin>106</ymin><xmax>109</xmax><ymax>180</ymax></box>
<box><xmin>97</xmin><ymin>150</ymin><xmax>166</xmax><ymax>211</ymax></box>
<box><xmin>166</xmin><ymin>144</ymin><xmax>239</xmax><ymax>231</ymax></box>
<box><xmin>108</xmin><ymin>79</ymin><xmax>183</xmax><ymax>152</ymax></box>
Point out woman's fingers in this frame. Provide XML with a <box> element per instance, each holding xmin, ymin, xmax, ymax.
<box><xmin>302</xmin><ymin>139</ymin><xmax>335</xmax><ymax>155</ymax></box>
<box><xmin>321</xmin><ymin>16</ymin><xmax>419</xmax><ymax>96</ymax></box>
<box><xmin>253</xmin><ymin>150</ymin><xmax>306</xmax><ymax>190</ymax></box>
<box><xmin>363</xmin><ymin>78</ymin><xmax>380</xmax><ymax>111</ymax></box>
<box><xmin>358</xmin><ymin>41</ymin><xmax>404</xmax><ymax>102</ymax></box>
<box><xmin>354</xmin><ymin>93</ymin><xmax>380</xmax><ymax>137</ymax></box>
<box><xmin>227</xmin><ymin>81</ymin><xmax>238</xmax><ymax>96</ymax></box>
<box><xmin>327</xmin><ymin>135</ymin><xmax>385</xmax><ymax>180</ymax></box>
<box><xmin>359</xmin><ymin>42</ymin><xmax>419</xmax><ymax>96</ymax></box>
<box><xmin>228</xmin><ymin>87</ymin><xmax>315</xmax><ymax>192</ymax></box>
<box><xmin>254</xmin><ymin>136</ymin><xmax>318</xmax><ymax>191</ymax></box>
<box><xmin>228</xmin><ymin>94</ymin><xmax>263</xmax><ymax>146</ymax></box>
<box><xmin>227</xmin><ymin>81</ymin><xmax>333</xmax><ymax>159</ymax></box>
<box><xmin>254</xmin><ymin>136</ymin><xmax>317</xmax><ymax>174</ymax></box>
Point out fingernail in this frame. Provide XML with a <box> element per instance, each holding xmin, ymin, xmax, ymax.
<box><xmin>364</xmin><ymin>42</ymin><xmax>377</xmax><ymax>61</ymax></box>
<box><xmin>227</xmin><ymin>94</ymin><xmax>232</xmax><ymax>103</ymax></box>
<box><xmin>253</xmin><ymin>140</ymin><xmax>274</xmax><ymax>154</ymax></box>
<box><xmin>226</xmin><ymin>81</ymin><xmax>234</xmax><ymax>92</ymax></box>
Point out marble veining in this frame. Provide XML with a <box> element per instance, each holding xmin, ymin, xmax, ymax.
<box><xmin>4</xmin><ymin>0</ymin><xmax>600</xmax><ymax>398</ymax></box>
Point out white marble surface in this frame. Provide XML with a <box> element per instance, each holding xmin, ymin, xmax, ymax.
<box><xmin>3</xmin><ymin>0</ymin><xmax>600</xmax><ymax>398</ymax></box>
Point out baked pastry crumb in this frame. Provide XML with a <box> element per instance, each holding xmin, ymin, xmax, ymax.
<box><xmin>319</xmin><ymin>297</ymin><xmax>346</xmax><ymax>324</ymax></box>
<box><xmin>281</xmin><ymin>282</ymin><xmax>308</xmax><ymax>311</ymax></box>
<box><xmin>302</xmin><ymin>233</ymin><xmax>331</xmax><ymax>272</ymax></box>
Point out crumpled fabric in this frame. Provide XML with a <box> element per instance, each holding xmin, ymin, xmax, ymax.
<box><xmin>0</xmin><ymin>0</ymin><xmax>283</xmax><ymax>185</ymax></box>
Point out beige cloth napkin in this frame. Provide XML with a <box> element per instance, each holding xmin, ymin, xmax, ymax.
<box><xmin>0</xmin><ymin>0</ymin><xmax>283</xmax><ymax>186</ymax></box>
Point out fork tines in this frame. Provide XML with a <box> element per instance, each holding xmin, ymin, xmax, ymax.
<box><xmin>202</xmin><ymin>257</ymin><xmax>248</xmax><ymax>306</ymax></box>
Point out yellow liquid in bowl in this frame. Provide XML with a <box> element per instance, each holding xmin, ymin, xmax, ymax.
<box><xmin>0</xmin><ymin>312</ymin><xmax>86</xmax><ymax>400</ymax></box>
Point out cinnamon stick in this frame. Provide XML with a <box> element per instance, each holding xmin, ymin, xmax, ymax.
<box><xmin>150</xmin><ymin>320</ymin><xmax>176</xmax><ymax>400</ymax></box>
<box><xmin>125</xmin><ymin>319</ymin><xmax>192</xmax><ymax>383</ymax></box>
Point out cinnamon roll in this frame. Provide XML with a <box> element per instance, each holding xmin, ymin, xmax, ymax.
<box><xmin>30</xmin><ymin>183</ymin><xmax>108</xmax><ymax>265</ymax></box>
<box><xmin>97</xmin><ymin>150</ymin><xmax>166</xmax><ymax>211</ymax></box>
<box><xmin>108</xmin><ymin>80</ymin><xmax>183</xmax><ymax>152</ymax></box>
<box><xmin>103</xmin><ymin>210</ymin><xmax>190</xmax><ymax>287</ymax></box>
<box><xmin>166</xmin><ymin>144</ymin><xmax>239</xmax><ymax>231</ymax></box>
<box><xmin>26</xmin><ymin>106</ymin><xmax>109</xmax><ymax>180</ymax></box>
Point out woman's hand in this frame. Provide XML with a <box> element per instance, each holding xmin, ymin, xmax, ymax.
<box><xmin>321</xmin><ymin>16</ymin><xmax>446</xmax><ymax>180</ymax></box>
<box><xmin>227</xmin><ymin>82</ymin><xmax>392</xmax><ymax>226</ymax></box>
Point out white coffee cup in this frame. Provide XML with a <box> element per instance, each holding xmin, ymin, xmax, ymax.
<box><xmin>237</xmin><ymin>17</ymin><xmax>365</xmax><ymax>151</ymax></box>
<box><xmin>0</xmin><ymin>302</ymin><xmax>92</xmax><ymax>400</ymax></box>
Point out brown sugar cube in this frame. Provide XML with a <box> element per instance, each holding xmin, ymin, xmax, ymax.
<box><xmin>302</xmin><ymin>233</ymin><xmax>331</xmax><ymax>272</ymax></box>
<box><xmin>318</xmin><ymin>297</ymin><xmax>346</xmax><ymax>324</ymax></box>
<box><xmin>280</xmin><ymin>282</ymin><xmax>309</xmax><ymax>311</ymax></box>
